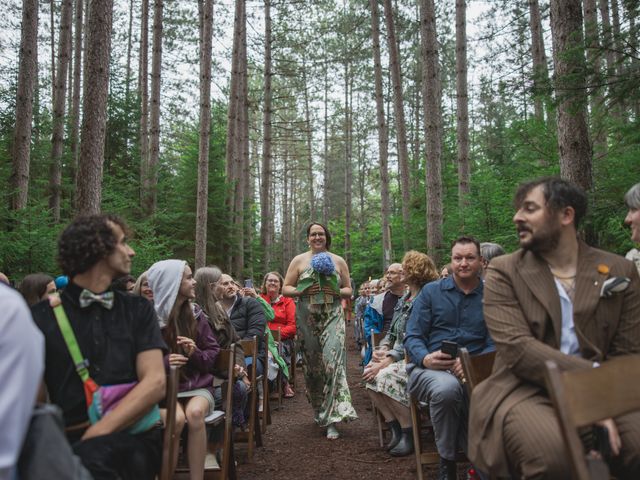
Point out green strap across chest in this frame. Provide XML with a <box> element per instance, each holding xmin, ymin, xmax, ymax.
<box><xmin>50</xmin><ymin>294</ymin><xmax>91</xmax><ymax>383</ymax></box>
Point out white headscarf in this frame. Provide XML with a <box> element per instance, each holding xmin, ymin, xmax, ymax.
<box><xmin>147</xmin><ymin>259</ymin><xmax>186</xmax><ymax>328</ymax></box>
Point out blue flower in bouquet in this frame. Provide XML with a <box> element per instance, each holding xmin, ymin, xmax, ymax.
<box><xmin>311</xmin><ymin>252</ymin><xmax>335</xmax><ymax>275</ymax></box>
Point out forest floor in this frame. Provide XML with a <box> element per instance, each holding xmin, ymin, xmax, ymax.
<box><xmin>235</xmin><ymin>324</ymin><xmax>471</xmax><ymax>479</ymax></box>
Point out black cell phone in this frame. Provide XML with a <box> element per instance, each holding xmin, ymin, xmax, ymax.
<box><xmin>593</xmin><ymin>425</ymin><xmax>612</xmax><ymax>459</ymax></box>
<box><xmin>441</xmin><ymin>340</ymin><xmax>458</xmax><ymax>358</ymax></box>
<box><xmin>244</xmin><ymin>279</ymin><xmax>253</xmax><ymax>289</ymax></box>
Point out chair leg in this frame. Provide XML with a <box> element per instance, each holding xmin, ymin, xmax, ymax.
<box><xmin>410</xmin><ymin>398</ymin><xmax>424</xmax><ymax>480</ymax></box>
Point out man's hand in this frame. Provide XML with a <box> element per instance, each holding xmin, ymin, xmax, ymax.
<box><xmin>372</xmin><ymin>346</ymin><xmax>389</xmax><ymax>362</ymax></box>
<box><xmin>242</xmin><ymin>288</ymin><xmax>257</xmax><ymax>298</ymax></box>
<box><xmin>597</xmin><ymin>418</ymin><xmax>622</xmax><ymax>456</ymax></box>
<box><xmin>422</xmin><ymin>350</ymin><xmax>456</xmax><ymax>370</ymax></box>
<box><xmin>451</xmin><ymin>358</ymin><xmax>465</xmax><ymax>382</ymax></box>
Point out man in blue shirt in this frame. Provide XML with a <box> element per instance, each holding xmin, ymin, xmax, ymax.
<box><xmin>404</xmin><ymin>236</ymin><xmax>494</xmax><ymax>480</ymax></box>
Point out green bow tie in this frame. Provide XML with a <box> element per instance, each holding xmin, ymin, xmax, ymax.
<box><xmin>79</xmin><ymin>289</ymin><xmax>114</xmax><ymax>310</ymax></box>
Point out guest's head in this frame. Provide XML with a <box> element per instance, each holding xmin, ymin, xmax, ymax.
<box><xmin>402</xmin><ymin>251</ymin><xmax>439</xmax><ymax>289</ymax></box>
<box><xmin>147</xmin><ymin>260</ymin><xmax>195</xmax><ymax>328</ymax></box>
<box><xmin>112</xmin><ymin>274</ymin><xmax>136</xmax><ymax>292</ymax></box>
<box><xmin>440</xmin><ymin>264</ymin><xmax>452</xmax><ymax>279</ymax></box>
<box><xmin>0</xmin><ymin>272</ymin><xmax>9</xmax><ymax>285</ymax></box>
<box><xmin>624</xmin><ymin>182</ymin><xmax>640</xmax><ymax>243</ymax></box>
<box><xmin>133</xmin><ymin>271</ymin><xmax>154</xmax><ymax>301</ymax></box>
<box><xmin>58</xmin><ymin>214</ymin><xmax>134</xmax><ymax>279</ymax></box>
<box><xmin>262</xmin><ymin>271</ymin><xmax>284</xmax><ymax>298</ymax></box>
<box><xmin>19</xmin><ymin>273</ymin><xmax>55</xmax><ymax>306</ymax></box>
<box><xmin>480</xmin><ymin>242</ymin><xmax>506</xmax><ymax>273</ymax></box>
<box><xmin>194</xmin><ymin>266</ymin><xmax>230</xmax><ymax>330</ymax></box>
<box><xmin>450</xmin><ymin>236</ymin><xmax>483</xmax><ymax>284</ymax></box>
<box><xmin>513</xmin><ymin>177</ymin><xmax>587</xmax><ymax>254</ymax></box>
<box><xmin>216</xmin><ymin>273</ymin><xmax>238</xmax><ymax>301</ymax></box>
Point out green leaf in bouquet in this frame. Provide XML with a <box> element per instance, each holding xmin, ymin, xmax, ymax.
<box><xmin>296</xmin><ymin>275</ymin><xmax>316</xmax><ymax>292</ymax></box>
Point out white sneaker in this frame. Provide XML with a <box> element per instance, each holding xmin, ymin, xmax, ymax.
<box><xmin>204</xmin><ymin>452</ymin><xmax>219</xmax><ymax>469</ymax></box>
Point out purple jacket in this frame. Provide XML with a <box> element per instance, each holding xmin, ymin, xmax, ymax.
<box><xmin>163</xmin><ymin>306</ymin><xmax>220</xmax><ymax>394</ymax></box>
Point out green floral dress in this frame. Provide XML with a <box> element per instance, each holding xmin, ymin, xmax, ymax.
<box><xmin>365</xmin><ymin>293</ymin><xmax>413</xmax><ymax>407</ymax></box>
<box><xmin>296</xmin><ymin>267</ymin><xmax>358</xmax><ymax>427</ymax></box>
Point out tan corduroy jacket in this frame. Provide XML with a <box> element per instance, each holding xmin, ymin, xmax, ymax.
<box><xmin>468</xmin><ymin>241</ymin><xmax>640</xmax><ymax>477</ymax></box>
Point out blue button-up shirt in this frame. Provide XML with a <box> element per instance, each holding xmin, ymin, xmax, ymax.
<box><xmin>404</xmin><ymin>276</ymin><xmax>494</xmax><ymax>366</ymax></box>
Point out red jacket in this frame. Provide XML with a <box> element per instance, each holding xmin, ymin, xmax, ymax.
<box><xmin>261</xmin><ymin>294</ymin><xmax>296</xmax><ymax>340</ymax></box>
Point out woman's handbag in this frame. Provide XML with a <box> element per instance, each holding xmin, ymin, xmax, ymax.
<box><xmin>49</xmin><ymin>294</ymin><xmax>161</xmax><ymax>434</ymax></box>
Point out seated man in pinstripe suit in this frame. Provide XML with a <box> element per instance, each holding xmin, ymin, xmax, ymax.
<box><xmin>469</xmin><ymin>177</ymin><xmax>640</xmax><ymax>479</ymax></box>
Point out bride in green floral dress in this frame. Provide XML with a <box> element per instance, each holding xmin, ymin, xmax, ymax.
<box><xmin>283</xmin><ymin>222</ymin><xmax>358</xmax><ymax>440</ymax></box>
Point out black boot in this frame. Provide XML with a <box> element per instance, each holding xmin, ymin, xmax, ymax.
<box><xmin>438</xmin><ymin>457</ymin><xmax>457</xmax><ymax>480</ymax></box>
<box><xmin>385</xmin><ymin>420</ymin><xmax>402</xmax><ymax>451</ymax></box>
<box><xmin>389</xmin><ymin>428</ymin><xmax>414</xmax><ymax>457</ymax></box>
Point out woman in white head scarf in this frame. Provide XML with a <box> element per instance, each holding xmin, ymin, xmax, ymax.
<box><xmin>147</xmin><ymin>259</ymin><xmax>220</xmax><ymax>480</ymax></box>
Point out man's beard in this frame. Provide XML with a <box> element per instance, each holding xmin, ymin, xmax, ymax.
<box><xmin>518</xmin><ymin>223</ymin><xmax>561</xmax><ymax>254</ymax></box>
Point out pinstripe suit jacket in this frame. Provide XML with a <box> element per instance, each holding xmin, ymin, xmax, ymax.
<box><xmin>468</xmin><ymin>241</ymin><xmax>640</xmax><ymax>477</ymax></box>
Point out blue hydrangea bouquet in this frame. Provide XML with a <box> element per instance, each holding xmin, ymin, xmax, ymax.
<box><xmin>296</xmin><ymin>252</ymin><xmax>340</xmax><ymax>299</ymax></box>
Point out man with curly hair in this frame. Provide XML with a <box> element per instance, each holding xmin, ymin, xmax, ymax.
<box><xmin>31</xmin><ymin>214</ymin><xmax>166</xmax><ymax>480</ymax></box>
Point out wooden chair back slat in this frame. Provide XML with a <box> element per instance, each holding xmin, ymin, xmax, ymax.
<box><xmin>160</xmin><ymin>365</ymin><xmax>179</xmax><ymax>480</ymax></box>
<box><xmin>237</xmin><ymin>336</ymin><xmax>262</xmax><ymax>461</ymax></box>
<box><xmin>459</xmin><ymin>348</ymin><xmax>496</xmax><ymax>393</ymax></box>
<box><xmin>545</xmin><ymin>355</ymin><xmax>640</xmax><ymax>480</ymax></box>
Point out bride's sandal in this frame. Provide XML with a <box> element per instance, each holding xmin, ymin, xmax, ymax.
<box><xmin>326</xmin><ymin>423</ymin><xmax>340</xmax><ymax>440</ymax></box>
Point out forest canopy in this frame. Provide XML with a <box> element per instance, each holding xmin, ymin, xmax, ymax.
<box><xmin>1</xmin><ymin>0</ymin><xmax>639</xmax><ymax>284</ymax></box>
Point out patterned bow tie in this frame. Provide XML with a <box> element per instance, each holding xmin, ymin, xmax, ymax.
<box><xmin>79</xmin><ymin>289</ymin><xmax>114</xmax><ymax>310</ymax></box>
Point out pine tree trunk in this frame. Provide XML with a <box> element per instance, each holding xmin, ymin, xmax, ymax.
<box><xmin>76</xmin><ymin>0</ymin><xmax>114</xmax><ymax>215</ymax></box>
<box><xmin>260</xmin><ymin>0</ymin><xmax>273</xmax><ymax>271</ymax></box>
<box><xmin>529</xmin><ymin>0</ymin><xmax>549</xmax><ymax>122</ymax></box>
<box><xmin>584</xmin><ymin>0</ymin><xmax>608</xmax><ymax>158</ymax></box>
<box><xmin>419</xmin><ymin>0</ymin><xmax>444</xmax><ymax>265</ymax></box>
<box><xmin>382</xmin><ymin>0</ymin><xmax>410</xmax><ymax>251</ymax></box>
<box><xmin>145</xmin><ymin>0</ymin><xmax>163</xmax><ymax>215</ymax></box>
<box><xmin>370</xmin><ymin>0</ymin><xmax>392</xmax><ymax>269</ymax></box>
<box><xmin>232</xmin><ymin>0</ymin><xmax>247</xmax><ymax>278</ymax></box>
<box><xmin>550</xmin><ymin>0</ymin><xmax>593</xmax><ymax>191</ymax></box>
<box><xmin>10</xmin><ymin>0</ymin><xmax>39</xmax><ymax>211</ymax></box>
<box><xmin>455</xmin><ymin>0</ymin><xmax>470</xmax><ymax>208</ymax></box>
<box><xmin>69</xmin><ymin>0</ymin><xmax>83</xmax><ymax>206</ymax></box>
<box><xmin>302</xmin><ymin>57</ymin><xmax>315</xmax><ymax>220</ymax></box>
<box><xmin>48</xmin><ymin>0</ymin><xmax>73</xmax><ymax>222</ymax></box>
<box><xmin>626</xmin><ymin>1</ymin><xmax>640</xmax><ymax>118</ymax></box>
<box><xmin>225</xmin><ymin>0</ymin><xmax>243</xmax><ymax>211</ymax></box>
<box><xmin>322</xmin><ymin>49</ymin><xmax>329</xmax><ymax>225</ymax></box>
<box><xmin>195</xmin><ymin>0</ymin><xmax>213</xmax><ymax>270</ymax></box>
<box><xmin>138</xmin><ymin>0</ymin><xmax>149</xmax><ymax>209</ymax></box>
<box><xmin>344</xmin><ymin>61</ymin><xmax>352</xmax><ymax>267</ymax></box>
<box><xmin>125</xmin><ymin>0</ymin><xmax>134</xmax><ymax>101</ymax></box>
<box><xmin>50</xmin><ymin>0</ymin><xmax>56</xmax><ymax>102</ymax></box>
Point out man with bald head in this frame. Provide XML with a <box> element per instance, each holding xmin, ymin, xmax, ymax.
<box><xmin>0</xmin><ymin>272</ymin><xmax>9</xmax><ymax>285</ymax></box>
<box><xmin>363</xmin><ymin>263</ymin><xmax>405</xmax><ymax>365</ymax></box>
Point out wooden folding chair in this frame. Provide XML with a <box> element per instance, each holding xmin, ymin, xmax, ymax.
<box><xmin>159</xmin><ymin>365</ymin><xmax>179</xmax><ymax>480</ymax></box>
<box><xmin>409</xmin><ymin>393</ymin><xmax>440</xmax><ymax>480</ymax></box>
<box><xmin>174</xmin><ymin>349</ymin><xmax>237</xmax><ymax>480</ymax></box>
<box><xmin>259</xmin><ymin>330</ymin><xmax>272</xmax><ymax>433</ymax></box>
<box><xmin>289</xmin><ymin>334</ymin><xmax>297</xmax><ymax>388</ymax></box>
<box><xmin>235</xmin><ymin>336</ymin><xmax>263</xmax><ymax>461</ymax></box>
<box><xmin>370</xmin><ymin>330</ymin><xmax>387</xmax><ymax>448</ymax></box>
<box><xmin>459</xmin><ymin>348</ymin><xmax>496</xmax><ymax>392</ymax></box>
<box><xmin>268</xmin><ymin>327</ymin><xmax>283</xmax><ymax>411</ymax></box>
<box><xmin>545</xmin><ymin>355</ymin><xmax>640</xmax><ymax>480</ymax></box>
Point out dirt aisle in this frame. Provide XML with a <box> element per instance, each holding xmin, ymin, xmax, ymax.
<box><xmin>237</xmin><ymin>322</ymin><xmax>420</xmax><ymax>479</ymax></box>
